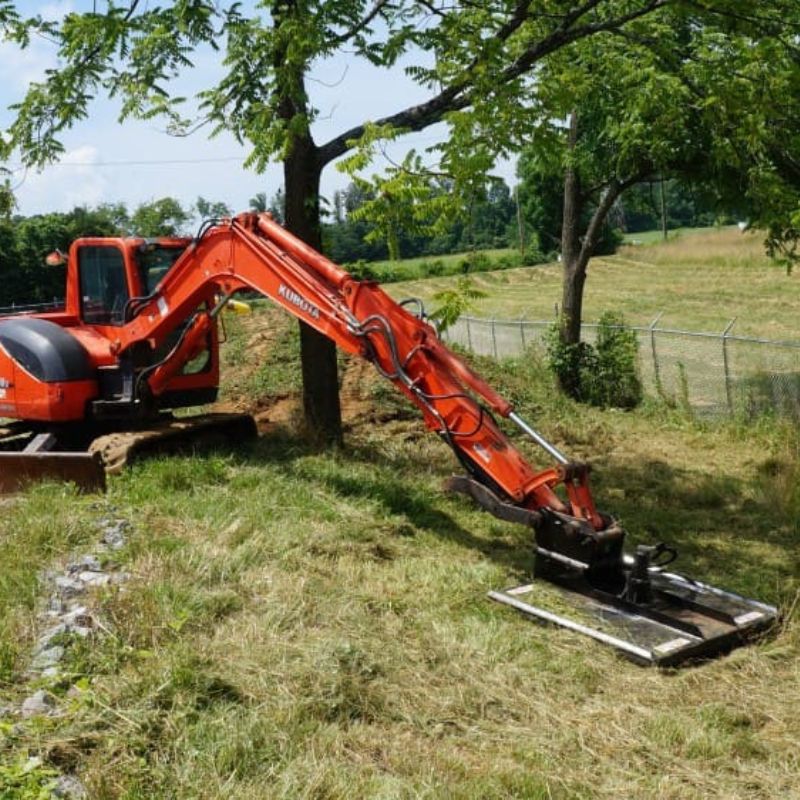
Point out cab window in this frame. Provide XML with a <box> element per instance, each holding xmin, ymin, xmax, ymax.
<box><xmin>79</xmin><ymin>246</ymin><xmax>129</xmax><ymax>325</ymax></box>
<box><xmin>138</xmin><ymin>246</ymin><xmax>185</xmax><ymax>294</ymax></box>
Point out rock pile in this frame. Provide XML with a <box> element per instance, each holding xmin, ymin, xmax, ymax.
<box><xmin>6</xmin><ymin>513</ymin><xmax>132</xmax><ymax>799</ymax></box>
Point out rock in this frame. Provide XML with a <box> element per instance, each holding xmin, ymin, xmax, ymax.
<box><xmin>53</xmin><ymin>775</ymin><xmax>88</xmax><ymax>799</ymax></box>
<box><xmin>31</xmin><ymin>645</ymin><xmax>65</xmax><ymax>670</ymax></box>
<box><xmin>67</xmin><ymin>555</ymin><xmax>102</xmax><ymax>574</ymax></box>
<box><xmin>45</xmin><ymin>597</ymin><xmax>69</xmax><ymax>615</ymax></box>
<box><xmin>41</xmin><ymin>666</ymin><xmax>61</xmax><ymax>678</ymax></box>
<box><xmin>35</xmin><ymin>623</ymin><xmax>67</xmax><ymax>652</ymax></box>
<box><xmin>0</xmin><ymin>705</ymin><xmax>14</xmax><ymax>718</ymax></box>
<box><xmin>66</xmin><ymin>684</ymin><xmax>85</xmax><ymax>700</ymax></box>
<box><xmin>21</xmin><ymin>689</ymin><xmax>56</xmax><ymax>718</ymax></box>
<box><xmin>77</xmin><ymin>571</ymin><xmax>111</xmax><ymax>587</ymax></box>
<box><xmin>55</xmin><ymin>576</ymin><xmax>85</xmax><ymax>598</ymax></box>
<box><xmin>59</xmin><ymin>606</ymin><xmax>93</xmax><ymax>627</ymax></box>
<box><xmin>100</xmin><ymin>520</ymin><xmax>128</xmax><ymax>550</ymax></box>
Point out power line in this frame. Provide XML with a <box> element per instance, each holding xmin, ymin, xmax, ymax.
<box><xmin>8</xmin><ymin>155</ymin><xmax>247</xmax><ymax>172</ymax></box>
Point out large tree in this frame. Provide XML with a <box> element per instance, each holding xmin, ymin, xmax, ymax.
<box><xmin>1</xmin><ymin>0</ymin><xmax>741</xmax><ymax>438</ymax></box>
<box><xmin>514</xmin><ymin>3</ymin><xmax>800</xmax><ymax>395</ymax></box>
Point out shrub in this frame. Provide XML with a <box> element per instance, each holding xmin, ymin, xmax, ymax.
<box><xmin>458</xmin><ymin>252</ymin><xmax>492</xmax><ymax>273</ymax></box>
<box><xmin>347</xmin><ymin>260</ymin><xmax>377</xmax><ymax>280</ymax></box>
<box><xmin>419</xmin><ymin>259</ymin><xmax>446</xmax><ymax>277</ymax></box>
<box><xmin>546</xmin><ymin>311</ymin><xmax>642</xmax><ymax>409</ymax></box>
<box><xmin>521</xmin><ymin>246</ymin><xmax>548</xmax><ymax>266</ymax></box>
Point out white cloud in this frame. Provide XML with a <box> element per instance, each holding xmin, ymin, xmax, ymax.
<box><xmin>16</xmin><ymin>145</ymin><xmax>109</xmax><ymax>213</ymax></box>
<box><xmin>40</xmin><ymin>1</ymin><xmax>76</xmax><ymax>22</ymax></box>
<box><xmin>0</xmin><ymin>40</ymin><xmax>55</xmax><ymax>90</ymax></box>
<box><xmin>0</xmin><ymin>1</ymin><xmax>74</xmax><ymax>90</ymax></box>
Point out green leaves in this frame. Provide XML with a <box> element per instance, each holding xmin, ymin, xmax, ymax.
<box><xmin>430</xmin><ymin>276</ymin><xmax>487</xmax><ymax>334</ymax></box>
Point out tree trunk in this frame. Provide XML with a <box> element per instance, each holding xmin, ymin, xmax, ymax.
<box><xmin>283</xmin><ymin>140</ymin><xmax>343</xmax><ymax>444</ymax></box>
<box><xmin>556</xmin><ymin>112</ymin><xmax>585</xmax><ymax>396</ymax></box>
<box><xmin>273</xmin><ymin>0</ymin><xmax>342</xmax><ymax>444</ymax></box>
<box><xmin>558</xmin><ymin>113</ymin><xmax>634</xmax><ymax>398</ymax></box>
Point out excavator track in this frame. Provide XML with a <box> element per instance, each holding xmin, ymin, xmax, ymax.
<box><xmin>89</xmin><ymin>412</ymin><xmax>258</xmax><ymax>473</ymax></box>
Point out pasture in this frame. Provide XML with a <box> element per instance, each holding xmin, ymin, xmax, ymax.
<box><xmin>390</xmin><ymin>228</ymin><xmax>798</xmax><ymax>340</ymax></box>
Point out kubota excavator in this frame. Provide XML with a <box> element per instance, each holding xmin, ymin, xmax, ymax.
<box><xmin>0</xmin><ymin>212</ymin><xmax>776</xmax><ymax>665</ymax></box>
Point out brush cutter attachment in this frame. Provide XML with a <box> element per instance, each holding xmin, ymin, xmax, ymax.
<box><xmin>447</xmin><ymin>472</ymin><xmax>777</xmax><ymax>666</ymax></box>
<box><xmin>445</xmin><ymin>412</ymin><xmax>780</xmax><ymax>666</ymax></box>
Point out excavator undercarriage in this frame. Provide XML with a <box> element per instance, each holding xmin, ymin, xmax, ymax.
<box><xmin>0</xmin><ymin>412</ymin><xmax>257</xmax><ymax>492</ymax></box>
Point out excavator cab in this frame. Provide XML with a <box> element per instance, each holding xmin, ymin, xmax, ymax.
<box><xmin>65</xmin><ymin>238</ymin><xmax>189</xmax><ymax>326</ymax></box>
<box><xmin>65</xmin><ymin>238</ymin><xmax>221</xmax><ymax>415</ymax></box>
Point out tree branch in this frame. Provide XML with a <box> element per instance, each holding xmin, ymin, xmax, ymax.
<box><xmin>328</xmin><ymin>0</ymin><xmax>393</xmax><ymax>47</ymax></box>
<box><xmin>579</xmin><ymin>174</ymin><xmax>643</xmax><ymax>265</ymax></box>
<box><xmin>317</xmin><ymin>0</ymin><xmax>671</xmax><ymax>167</ymax></box>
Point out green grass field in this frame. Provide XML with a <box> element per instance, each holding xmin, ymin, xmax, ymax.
<box><xmin>1</xmin><ymin>247</ymin><xmax>799</xmax><ymax>797</ymax></box>
<box><xmin>389</xmin><ymin>227</ymin><xmax>799</xmax><ymax>340</ymax></box>
<box><xmin>622</xmin><ymin>225</ymin><xmax>723</xmax><ymax>245</ymax></box>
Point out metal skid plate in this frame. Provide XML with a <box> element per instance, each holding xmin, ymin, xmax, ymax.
<box><xmin>490</xmin><ymin>566</ymin><xmax>777</xmax><ymax>667</ymax></box>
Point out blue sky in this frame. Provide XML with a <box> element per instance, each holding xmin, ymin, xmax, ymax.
<box><xmin>0</xmin><ymin>1</ymin><xmax>515</xmax><ymax>219</ymax></box>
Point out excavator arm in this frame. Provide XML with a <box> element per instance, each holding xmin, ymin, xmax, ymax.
<box><xmin>117</xmin><ymin>212</ymin><xmax>600</xmax><ymax>528</ymax></box>
<box><xmin>111</xmin><ymin>212</ymin><xmax>776</xmax><ymax>666</ymax></box>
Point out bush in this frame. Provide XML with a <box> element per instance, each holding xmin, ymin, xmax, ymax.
<box><xmin>521</xmin><ymin>246</ymin><xmax>548</xmax><ymax>266</ymax></box>
<box><xmin>546</xmin><ymin>311</ymin><xmax>642</xmax><ymax>409</ymax></box>
<box><xmin>458</xmin><ymin>252</ymin><xmax>493</xmax><ymax>273</ymax></box>
<box><xmin>347</xmin><ymin>260</ymin><xmax>377</xmax><ymax>280</ymax></box>
<box><xmin>419</xmin><ymin>259</ymin><xmax>446</xmax><ymax>277</ymax></box>
<box><xmin>734</xmin><ymin>372</ymin><xmax>800</xmax><ymax>421</ymax></box>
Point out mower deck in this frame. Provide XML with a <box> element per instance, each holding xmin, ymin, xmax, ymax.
<box><xmin>491</xmin><ymin>557</ymin><xmax>777</xmax><ymax>666</ymax></box>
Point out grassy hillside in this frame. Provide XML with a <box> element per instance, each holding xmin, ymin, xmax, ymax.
<box><xmin>1</xmin><ymin>303</ymin><xmax>799</xmax><ymax>798</ymax></box>
<box><xmin>389</xmin><ymin>228</ymin><xmax>799</xmax><ymax>340</ymax></box>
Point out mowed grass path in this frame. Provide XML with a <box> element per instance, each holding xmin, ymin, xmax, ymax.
<box><xmin>0</xmin><ymin>304</ymin><xmax>799</xmax><ymax>798</ymax></box>
<box><xmin>389</xmin><ymin>228</ymin><xmax>800</xmax><ymax>339</ymax></box>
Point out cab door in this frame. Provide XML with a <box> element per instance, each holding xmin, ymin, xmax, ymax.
<box><xmin>76</xmin><ymin>244</ymin><xmax>131</xmax><ymax>326</ymax></box>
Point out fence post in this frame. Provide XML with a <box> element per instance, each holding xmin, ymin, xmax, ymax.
<box><xmin>466</xmin><ymin>316</ymin><xmax>473</xmax><ymax>351</ymax></box>
<box><xmin>649</xmin><ymin>312</ymin><xmax>664</xmax><ymax>391</ymax></box>
<box><xmin>722</xmin><ymin>318</ymin><xmax>736</xmax><ymax>414</ymax></box>
<box><xmin>519</xmin><ymin>319</ymin><xmax>526</xmax><ymax>352</ymax></box>
<box><xmin>491</xmin><ymin>317</ymin><xmax>498</xmax><ymax>358</ymax></box>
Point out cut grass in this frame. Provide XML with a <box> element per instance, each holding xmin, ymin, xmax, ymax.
<box><xmin>389</xmin><ymin>227</ymin><xmax>799</xmax><ymax>339</ymax></box>
<box><xmin>1</xmin><ymin>302</ymin><xmax>799</xmax><ymax>798</ymax></box>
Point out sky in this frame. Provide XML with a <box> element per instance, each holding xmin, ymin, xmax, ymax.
<box><xmin>0</xmin><ymin>1</ymin><xmax>516</xmax><ymax>219</ymax></box>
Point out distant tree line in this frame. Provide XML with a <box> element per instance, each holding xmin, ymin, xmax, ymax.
<box><xmin>0</xmin><ymin>197</ymin><xmax>221</xmax><ymax>307</ymax></box>
<box><xmin>0</xmin><ymin>179</ymin><xmax>733</xmax><ymax>308</ymax></box>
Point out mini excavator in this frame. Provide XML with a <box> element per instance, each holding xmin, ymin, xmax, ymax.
<box><xmin>0</xmin><ymin>213</ymin><xmax>776</xmax><ymax>665</ymax></box>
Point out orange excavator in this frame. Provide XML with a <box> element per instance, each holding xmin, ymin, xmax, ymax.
<box><xmin>0</xmin><ymin>212</ymin><xmax>776</xmax><ymax>665</ymax></box>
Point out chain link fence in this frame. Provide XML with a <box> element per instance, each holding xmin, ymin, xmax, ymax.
<box><xmin>442</xmin><ymin>315</ymin><xmax>800</xmax><ymax>418</ymax></box>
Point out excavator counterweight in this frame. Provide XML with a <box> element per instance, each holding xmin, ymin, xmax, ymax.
<box><xmin>0</xmin><ymin>212</ymin><xmax>777</xmax><ymax>665</ymax></box>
